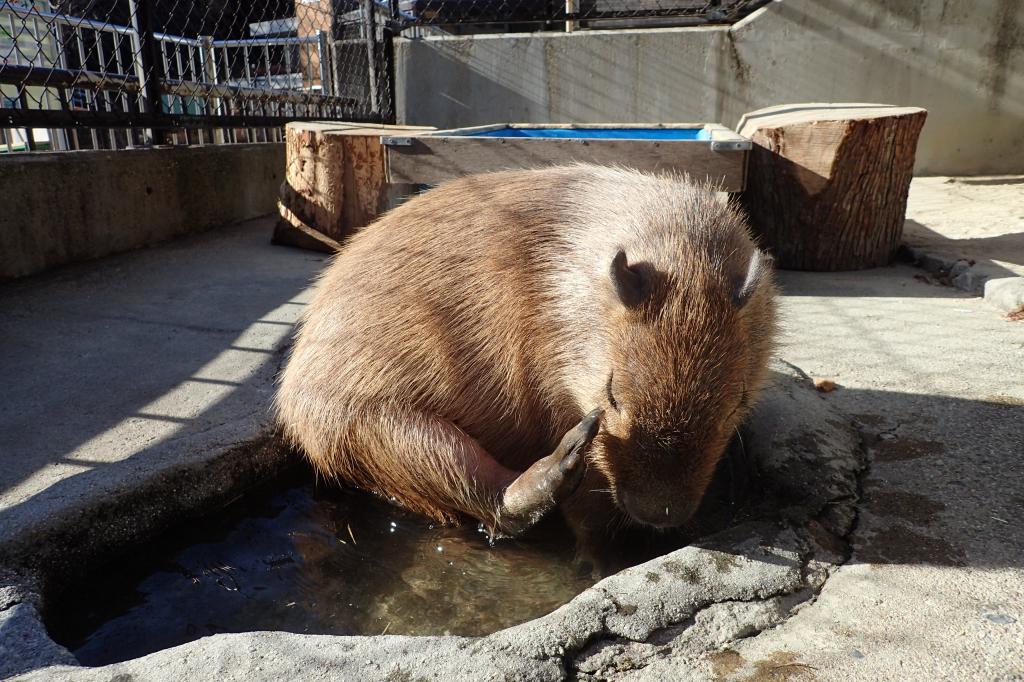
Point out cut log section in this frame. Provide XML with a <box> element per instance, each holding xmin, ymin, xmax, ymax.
<box><xmin>738</xmin><ymin>104</ymin><xmax>927</xmax><ymax>271</ymax></box>
<box><xmin>273</xmin><ymin>121</ymin><xmax>435</xmax><ymax>251</ymax></box>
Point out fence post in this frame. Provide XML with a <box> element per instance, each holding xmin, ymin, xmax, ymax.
<box><xmin>565</xmin><ymin>0</ymin><xmax>579</xmax><ymax>32</ymax></box>
<box><xmin>362</xmin><ymin>0</ymin><xmax>379</xmax><ymax>117</ymax></box>
<box><xmin>129</xmin><ymin>0</ymin><xmax>167</xmax><ymax>144</ymax></box>
<box><xmin>17</xmin><ymin>91</ymin><xmax>37</xmax><ymax>151</ymax></box>
<box><xmin>200</xmin><ymin>35</ymin><xmax>225</xmax><ymax>144</ymax></box>
<box><xmin>317</xmin><ymin>29</ymin><xmax>333</xmax><ymax>97</ymax></box>
<box><xmin>380</xmin><ymin>16</ymin><xmax>397</xmax><ymax>123</ymax></box>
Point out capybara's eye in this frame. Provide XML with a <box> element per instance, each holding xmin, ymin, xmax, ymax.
<box><xmin>606</xmin><ymin>372</ymin><xmax>620</xmax><ymax>412</ymax></box>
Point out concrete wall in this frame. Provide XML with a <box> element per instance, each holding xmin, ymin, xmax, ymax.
<box><xmin>395</xmin><ymin>0</ymin><xmax>1024</xmax><ymax>175</ymax></box>
<box><xmin>0</xmin><ymin>143</ymin><xmax>284</xmax><ymax>280</ymax></box>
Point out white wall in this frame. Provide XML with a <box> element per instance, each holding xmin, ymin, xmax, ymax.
<box><xmin>395</xmin><ymin>0</ymin><xmax>1024</xmax><ymax>175</ymax></box>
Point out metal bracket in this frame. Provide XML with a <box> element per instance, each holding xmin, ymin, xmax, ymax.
<box><xmin>711</xmin><ymin>139</ymin><xmax>752</xmax><ymax>152</ymax></box>
<box><xmin>381</xmin><ymin>136</ymin><xmax>413</xmax><ymax>146</ymax></box>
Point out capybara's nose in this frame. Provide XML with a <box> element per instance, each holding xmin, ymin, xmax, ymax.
<box><xmin>619</xmin><ymin>491</ymin><xmax>697</xmax><ymax>528</ymax></box>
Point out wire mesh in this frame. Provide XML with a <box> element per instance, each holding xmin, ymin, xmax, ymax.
<box><xmin>1</xmin><ymin>0</ymin><xmax>393</xmax><ymax>151</ymax></box>
<box><xmin>391</xmin><ymin>0</ymin><xmax>769</xmax><ymax>31</ymax></box>
<box><xmin>1</xmin><ymin>0</ymin><xmax>767</xmax><ymax>152</ymax></box>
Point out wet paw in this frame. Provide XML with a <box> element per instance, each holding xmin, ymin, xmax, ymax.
<box><xmin>497</xmin><ymin>408</ymin><xmax>603</xmax><ymax>535</ymax></box>
<box><xmin>553</xmin><ymin>407</ymin><xmax>603</xmax><ymax>490</ymax></box>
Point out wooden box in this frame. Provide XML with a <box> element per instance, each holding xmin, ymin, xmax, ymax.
<box><xmin>381</xmin><ymin>123</ymin><xmax>751</xmax><ymax>192</ymax></box>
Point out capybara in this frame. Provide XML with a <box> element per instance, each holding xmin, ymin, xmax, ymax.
<box><xmin>277</xmin><ymin>164</ymin><xmax>777</xmax><ymax>538</ymax></box>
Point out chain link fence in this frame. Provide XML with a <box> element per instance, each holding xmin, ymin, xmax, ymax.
<box><xmin>1</xmin><ymin>0</ymin><xmax>393</xmax><ymax>151</ymax></box>
<box><xmin>2</xmin><ymin>1</ymin><xmax>765</xmax><ymax>152</ymax></box>
<box><xmin>390</xmin><ymin>0</ymin><xmax>769</xmax><ymax>32</ymax></box>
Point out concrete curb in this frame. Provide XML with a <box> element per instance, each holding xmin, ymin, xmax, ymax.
<box><xmin>0</xmin><ymin>435</ymin><xmax>297</xmax><ymax>679</ymax></box>
<box><xmin>983</xmin><ymin>277</ymin><xmax>1024</xmax><ymax>315</ymax></box>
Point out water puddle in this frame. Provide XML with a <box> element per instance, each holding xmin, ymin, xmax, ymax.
<box><xmin>47</xmin><ymin>432</ymin><xmax>755</xmax><ymax>668</ymax></box>
<box><xmin>47</xmin><ymin>475</ymin><xmax>601</xmax><ymax>666</ymax></box>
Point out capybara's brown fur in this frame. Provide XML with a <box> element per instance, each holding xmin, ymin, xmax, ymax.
<box><xmin>276</xmin><ymin>165</ymin><xmax>777</xmax><ymax>535</ymax></box>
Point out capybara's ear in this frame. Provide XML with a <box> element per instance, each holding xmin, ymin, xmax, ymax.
<box><xmin>610</xmin><ymin>250</ymin><xmax>648</xmax><ymax>308</ymax></box>
<box><xmin>733</xmin><ymin>249</ymin><xmax>772</xmax><ymax>307</ymax></box>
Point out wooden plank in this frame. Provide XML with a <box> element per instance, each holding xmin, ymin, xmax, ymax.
<box><xmin>424</xmin><ymin>122</ymin><xmax>709</xmax><ymax>137</ymax></box>
<box><xmin>386</xmin><ymin>137</ymin><xmax>746</xmax><ymax>191</ymax></box>
<box><xmin>285</xmin><ymin>121</ymin><xmax>434</xmax><ymax>136</ymax></box>
<box><xmin>704</xmin><ymin>123</ymin><xmax>746</xmax><ymax>143</ymax></box>
<box><xmin>502</xmin><ymin>122</ymin><xmax>708</xmax><ymax>130</ymax></box>
<box><xmin>426</xmin><ymin>123</ymin><xmax>511</xmax><ymax>136</ymax></box>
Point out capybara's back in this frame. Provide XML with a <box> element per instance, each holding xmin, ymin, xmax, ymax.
<box><xmin>277</xmin><ymin>165</ymin><xmax>776</xmax><ymax>536</ymax></box>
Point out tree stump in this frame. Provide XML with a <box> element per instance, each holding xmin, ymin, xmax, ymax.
<box><xmin>738</xmin><ymin>104</ymin><xmax>927</xmax><ymax>271</ymax></box>
<box><xmin>273</xmin><ymin>122</ymin><xmax>435</xmax><ymax>252</ymax></box>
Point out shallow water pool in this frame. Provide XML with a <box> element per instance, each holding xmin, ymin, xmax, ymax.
<box><xmin>48</xmin><ymin>477</ymin><xmax>602</xmax><ymax>666</ymax></box>
<box><xmin>47</xmin><ymin>428</ymin><xmax>756</xmax><ymax>668</ymax></box>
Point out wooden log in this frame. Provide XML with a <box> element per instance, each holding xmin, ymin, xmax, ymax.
<box><xmin>737</xmin><ymin>104</ymin><xmax>927</xmax><ymax>271</ymax></box>
<box><xmin>273</xmin><ymin>121</ymin><xmax>435</xmax><ymax>251</ymax></box>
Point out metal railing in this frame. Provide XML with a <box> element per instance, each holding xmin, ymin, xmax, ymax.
<box><xmin>1</xmin><ymin>0</ymin><xmax>392</xmax><ymax>151</ymax></box>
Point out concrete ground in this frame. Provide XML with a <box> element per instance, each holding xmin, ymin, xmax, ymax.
<box><xmin>2</xmin><ymin>178</ymin><xmax>1023</xmax><ymax>680</ymax></box>
<box><xmin>0</xmin><ymin>217</ymin><xmax>325</xmax><ymax>571</ymax></box>
<box><xmin>903</xmin><ymin>176</ymin><xmax>1024</xmax><ymax>281</ymax></box>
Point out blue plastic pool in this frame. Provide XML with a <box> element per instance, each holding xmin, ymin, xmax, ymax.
<box><xmin>468</xmin><ymin>127</ymin><xmax>711</xmax><ymax>141</ymax></box>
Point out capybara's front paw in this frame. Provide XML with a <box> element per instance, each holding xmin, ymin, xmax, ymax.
<box><xmin>496</xmin><ymin>408</ymin><xmax>603</xmax><ymax>536</ymax></box>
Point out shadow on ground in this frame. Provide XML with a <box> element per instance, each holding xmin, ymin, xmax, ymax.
<box><xmin>904</xmin><ymin>218</ymin><xmax>1024</xmax><ymax>279</ymax></box>
<box><xmin>0</xmin><ymin>218</ymin><xmax>326</xmax><ymax>576</ymax></box>
<box><xmin>773</xmin><ymin>262</ymin><xmax>984</xmax><ymax>298</ymax></box>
